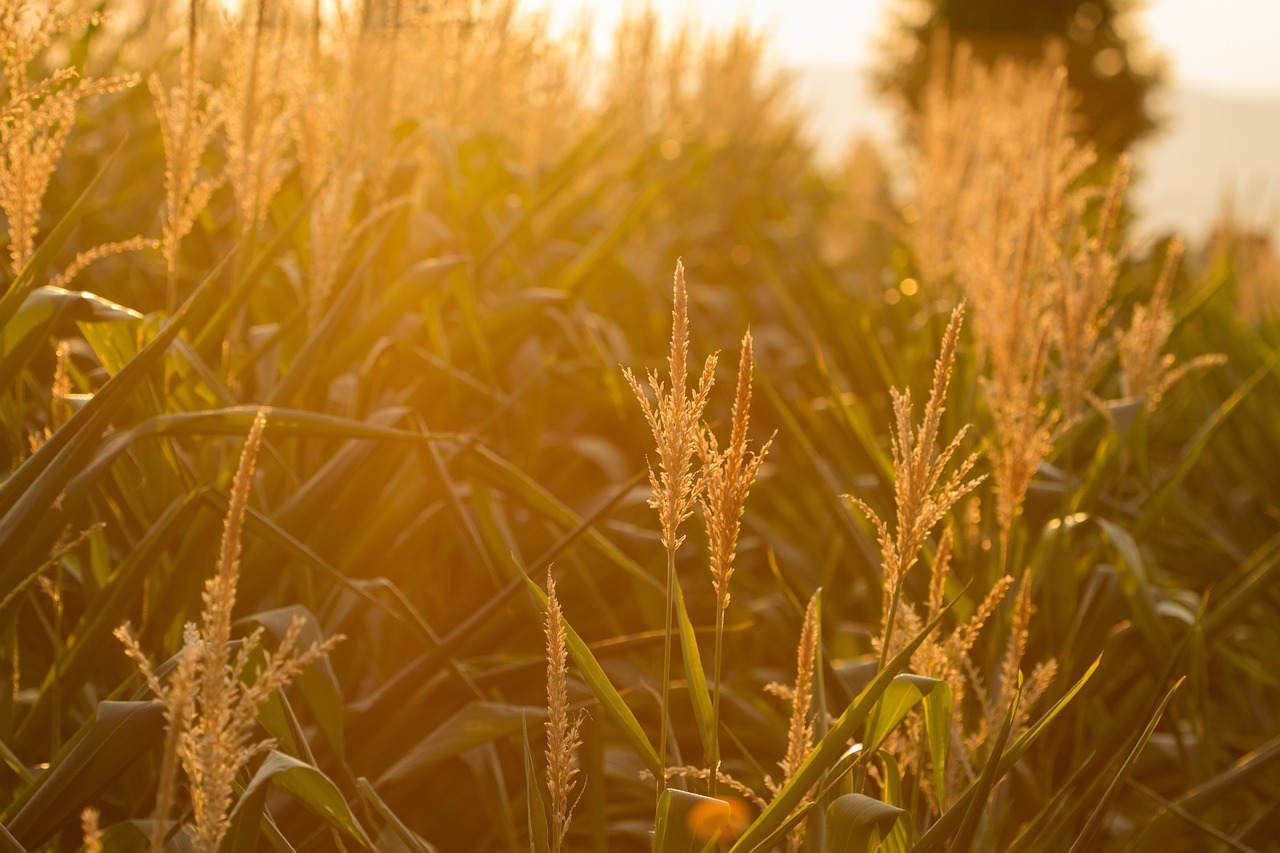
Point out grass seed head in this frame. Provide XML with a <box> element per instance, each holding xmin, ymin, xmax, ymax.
<box><xmin>624</xmin><ymin>260</ymin><xmax>718</xmax><ymax>553</ymax></box>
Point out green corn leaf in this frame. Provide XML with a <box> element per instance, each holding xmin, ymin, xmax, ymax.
<box><xmin>471</xmin><ymin>447</ymin><xmax>661</xmax><ymax>593</ymax></box>
<box><xmin>0</xmin><ymin>287</ymin><xmax>139</xmax><ymax>392</ymax></box>
<box><xmin>94</xmin><ymin>820</ymin><xmax>194</xmax><ymax>852</ymax></box>
<box><xmin>921</xmin><ymin>680</ymin><xmax>953</xmax><ymax>814</ymax></box>
<box><xmin>653</xmin><ymin>789</ymin><xmax>730</xmax><ymax>853</ymax></box>
<box><xmin>877</xmin><ymin>753</ymin><xmax>910</xmax><ymax>853</ymax></box>
<box><xmin>523</xmin><ymin>714</ymin><xmax>551</xmax><ymax>853</ymax></box>
<box><xmin>0</xmin><ymin>250</ymin><xmax>229</xmax><ymax>578</ymax></box>
<box><xmin>13</xmin><ymin>493</ymin><xmax>204</xmax><ymax>752</ymax></box>
<box><xmin>865</xmin><ymin>675</ymin><xmax>942</xmax><ymax>753</ymax></box>
<box><xmin>0</xmin><ymin>823</ymin><xmax>26</xmax><ymax>853</ymax></box>
<box><xmin>378</xmin><ymin>702</ymin><xmax>547</xmax><ymax>787</ymax></box>
<box><xmin>909</xmin><ymin>656</ymin><xmax>1101</xmax><ymax>853</ymax></box>
<box><xmin>356</xmin><ymin>778</ymin><xmax>441</xmax><ymax>853</ymax></box>
<box><xmin>824</xmin><ymin>794</ymin><xmax>905</xmax><ymax>853</ymax></box>
<box><xmin>1095</xmin><ymin>517</ymin><xmax>1171</xmax><ymax>657</ymax></box>
<box><xmin>674</xmin><ymin>578</ymin><xmax>716</xmax><ymax>763</ymax></box>
<box><xmin>4</xmin><ymin>701</ymin><xmax>164</xmax><ymax>848</ymax></box>
<box><xmin>949</xmin><ymin>673</ymin><xmax>1020</xmax><ymax>853</ymax></box>
<box><xmin>222</xmin><ymin>751</ymin><xmax>373</xmax><ymax>852</ymax></box>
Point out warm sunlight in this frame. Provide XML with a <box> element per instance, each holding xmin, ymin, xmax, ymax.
<box><xmin>5</xmin><ymin>0</ymin><xmax>1278</xmax><ymax>850</ymax></box>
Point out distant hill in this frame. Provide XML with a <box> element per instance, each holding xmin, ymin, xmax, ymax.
<box><xmin>783</xmin><ymin>63</ymin><xmax>1280</xmax><ymax>245</ymax></box>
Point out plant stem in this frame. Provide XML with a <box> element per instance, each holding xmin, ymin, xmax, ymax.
<box><xmin>710</xmin><ymin>603</ymin><xmax>725</xmax><ymax>800</ymax></box>
<box><xmin>657</xmin><ymin>545</ymin><xmax>675</xmax><ymax>798</ymax></box>
<box><xmin>856</xmin><ymin>577</ymin><xmax>905</xmax><ymax>793</ymax></box>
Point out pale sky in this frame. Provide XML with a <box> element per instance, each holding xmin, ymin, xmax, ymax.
<box><xmin>524</xmin><ymin>0</ymin><xmax>1280</xmax><ymax>96</ymax></box>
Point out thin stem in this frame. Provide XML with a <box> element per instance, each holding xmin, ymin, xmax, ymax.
<box><xmin>709</xmin><ymin>603</ymin><xmax>725</xmax><ymax>800</ymax></box>
<box><xmin>657</xmin><ymin>546</ymin><xmax>675</xmax><ymax>798</ymax></box>
<box><xmin>856</xmin><ymin>578</ymin><xmax>905</xmax><ymax>793</ymax></box>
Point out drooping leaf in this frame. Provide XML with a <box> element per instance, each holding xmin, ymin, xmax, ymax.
<box><xmin>865</xmin><ymin>675</ymin><xmax>942</xmax><ymax>753</ymax></box>
<box><xmin>824</xmin><ymin>794</ymin><xmax>905</xmax><ymax>853</ymax></box>
<box><xmin>653</xmin><ymin>789</ymin><xmax>730</xmax><ymax>853</ymax></box>
<box><xmin>4</xmin><ymin>701</ymin><xmax>164</xmax><ymax>848</ymax></box>
<box><xmin>223</xmin><ymin>750</ymin><xmax>373</xmax><ymax>851</ymax></box>
<box><xmin>378</xmin><ymin>702</ymin><xmax>546</xmax><ymax>787</ymax></box>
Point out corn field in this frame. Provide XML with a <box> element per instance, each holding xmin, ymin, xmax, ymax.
<box><xmin>1</xmin><ymin>0</ymin><xmax>1279</xmax><ymax>850</ymax></box>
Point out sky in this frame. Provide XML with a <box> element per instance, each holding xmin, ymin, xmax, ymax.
<box><xmin>522</xmin><ymin>0</ymin><xmax>1280</xmax><ymax>96</ymax></box>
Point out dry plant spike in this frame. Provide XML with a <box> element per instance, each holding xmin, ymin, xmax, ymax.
<box><xmin>624</xmin><ymin>260</ymin><xmax>718</xmax><ymax>554</ymax></box>
<box><xmin>223</xmin><ymin>0</ymin><xmax>293</xmax><ymax>235</ymax></box>
<box><xmin>116</xmin><ymin>410</ymin><xmax>342</xmax><ymax>853</ymax></box>
<box><xmin>994</xmin><ymin>579</ymin><xmax>1034</xmax><ymax>735</ymax></box>
<box><xmin>1119</xmin><ymin>237</ymin><xmax>1226</xmax><ymax>411</ymax></box>
<box><xmin>50</xmin><ymin>236</ymin><xmax>161</xmax><ymax>291</ymax></box>
<box><xmin>0</xmin><ymin>0</ymin><xmax>137</xmax><ymax>275</ymax></box>
<box><xmin>926</xmin><ymin>528</ymin><xmax>954</xmax><ymax>622</ymax></box>
<box><xmin>152</xmin><ymin>0</ymin><xmax>224</xmax><ymax>299</ymax></box>
<box><xmin>781</xmin><ymin>591</ymin><xmax>820</xmax><ymax>853</ymax></box>
<box><xmin>81</xmin><ymin>807</ymin><xmax>102</xmax><ymax>853</ymax></box>
<box><xmin>700</xmin><ymin>328</ymin><xmax>773</xmax><ymax>611</ymax></box>
<box><xmin>544</xmin><ymin>572</ymin><xmax>584</xmax><ymax>853</ymax></box>
<box><xmin>849</xmin><ymin>304</ymin><xmax>984</xmax><ymax>601</ymax></box>
<box><xmin>1052</xmin><ymin>157</ymin><xmax>1129</xmax><ymax>421</ymax></box>
<box><xmin>647</xmin><ymin>766</ymin><xmax>767</xmax><ymax>810</ymax></box>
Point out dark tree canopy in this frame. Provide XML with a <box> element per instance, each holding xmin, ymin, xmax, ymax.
<box><xmin>875</xmin><ymin>0</ymin><xmax>1166</xmax><ymax>156</ymax></box>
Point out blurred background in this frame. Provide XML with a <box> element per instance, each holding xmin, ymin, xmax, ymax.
<box><xmin>526</xmin><ymin>0</ymin><xmax>1280</xmax><ymax>244</ymax></box>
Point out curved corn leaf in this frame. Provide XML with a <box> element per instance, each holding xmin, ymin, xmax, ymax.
<box><xmin>866</xmin><ymin>675</ymin><xmax>942</xmax><ymax>753</ymax></box>
<box><xmin>378</xmin><ymin>702</ymin><xmax>546</xmax><ymax>787</ymax></box>
<box><xmin>4</xmin><ymin>701</ymin><xmax>164</xmax><ymax>848</ymax></box>
<box><xmin>223</xmin><ymin>750</ymin><xmax>373</xmax><ymax>851</ymax></box>
<box><xmin>824</xmin><ymin>794</ymin><xmax>905</xmax><ymax>853</ymax></box>
<box><xmin>522</xmin><ymin>715</ymin><xmax>551</xmax><ymax>853</ymax></box>
<box><xmin>654</xmin><ymin>789</ymin><xmax>730</xmax><ymax>853</ymax></box>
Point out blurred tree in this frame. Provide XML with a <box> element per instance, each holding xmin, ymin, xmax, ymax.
<box><xmin>874</xmin><ymin>0</ymin><xmax>1166</xmax><ymax>156</ymax></box>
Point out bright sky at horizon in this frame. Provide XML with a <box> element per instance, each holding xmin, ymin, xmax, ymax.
<box><xmin>522</xmin><ymin>0</ymin><xmax>1280</xmax><ymax>96</ymax></box>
